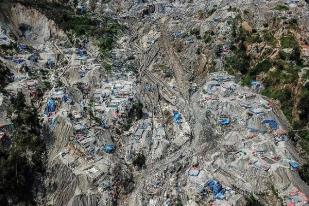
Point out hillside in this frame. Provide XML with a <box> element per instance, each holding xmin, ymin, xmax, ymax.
<box><xmin>0</xmin><ymin>0</ymin><xmax>308</xmax><ymax>205</ymax></box>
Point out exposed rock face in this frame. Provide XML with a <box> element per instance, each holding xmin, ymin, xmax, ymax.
<box><xmin>7</xmin><ymin>3</ymin><xmax>66</xmax><ymax>47</ymax></box>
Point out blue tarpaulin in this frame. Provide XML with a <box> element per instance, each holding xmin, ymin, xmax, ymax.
<box><xmin>218</xmin><ymin>118</ymin><xmax>230</xmax><ymax>126</ymax></box>
<box><xmin>173</xmin><ymin>111</ymin><xmax>182</xmax><ymax>124</ymax></box>
<box><xmin>289</xmin><ymin>160</ymin><xmax>300</xmax><ymax>171</ymax></box>
<box><xmin>17</xmin><ymin>44</ymin><xmax>27</xmax><ymax>52</ymax></box>
<box><xmin>45</xmin><ymin>99</ymin><xmax>56</xmax><ymax>114</ymax></box>
<box><xmin>262</xmin><ymin>119</ymin><xmax>278</xmax><ymax>130</ymax></box>
<box><xmin>47</xmin><ymin>58</ymin><xmax>55</xmax><ymax>68</ymax></box>
<box><xmin>104</xmin><ymin>144</ymin><xmax>115</xmax><ymax>153</ymax></box>
<box><xmin>76</xmin><ymin>48</ymin><xmax>87</xmax><ymax>56</ymax></box>
<box><xmin>13</xmin><ymin>58</ymin><xmax>25</xmax><ymax>64</ymax></box>
<box><xmin>251</xmin><ymin>80</ymin><xmax>262</xmax><ymax>90</ymax></box>
<box><xmin>174</xmin><ymin>31</ymin><xmax>183</xmax><ymax>38</ymax></box>
<box><xmin>207</xmin><ymin>179</ymin><xmax>225</xmax><ymax>200</ymax></box>
<box><xmin>101</xmin><ymin>122</ymin><xmax>109</xmax><ymax>129</ymax></box>
<box><xmin>28</xmin><ymin>53</ymin><xmax>39</xmax><ymax>62</ymax></box>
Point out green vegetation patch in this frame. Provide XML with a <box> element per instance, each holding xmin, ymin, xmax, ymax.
<box><xmin>263</xmin><ymin>31</ymin><xmax>276</xmax><ymax>46</ymax></box>
<box><xmin>250</xmin><ymin>59</ymin><xmax>272</xmax><ymax>76</ymax></box>
<box><xmin>0</xmin><ymin>92</ymin><xmax>46</xmax><ymax>205</ymax></box>
<box><xmin>203</xmin><ymin>31</ymin><xmax>213</xmax><ymax>44</ymax></box>
<box><xmin>274</xmin><ymin>4</ymin><xmax>289</xmax><ymax>11</ymax></box>
<box><xmin>262</xmin><ymin>87</ymin><xmax>293</xmax><ymax>121</ymax></box>
<box><xmin>280</xmin><ymin>34</ymin><xmax>298</xmax><ymax>49</ymax></box>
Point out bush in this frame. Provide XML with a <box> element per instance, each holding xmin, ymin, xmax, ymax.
<box><xmin>190</xmin><ymin>28</ymin><xmax>200</xmax><ymax>37</ymax></box>
<box><xmin>288</xmin><ymin>18</ymin><xmax>299</xmax><ymax>29</ymax></box>
<box><xmin>0</xmin><ymin>92</ymin><xmax>46</xmax><ymax>205</ymax></box>
<box><xmin>299</xmin><ymin>164</ymin><xmax>309</xmax><ymax>184</ymax></box>
<box><xmin>298</xmin><ymin>88</ymin><xmax>309</xmax><ymax>123</ymax></box>
<box><xmin>0</xmin><ymin>61</ymin><xmax>13</xmax><ymax>90</ymax></box>
<box><xmin>203</xmin><ymin>31</ymin><xmax>212</xmax><ymax>44</ymax></box>
<box><xmin>246</xmin><ymin>195</ymin><xmax>264</xmax><ymax>206</ymax></box>
<box><xmin>290</xmin><ymin>46</ymin><xmax>302</xmax><ymax>65</ymax></box>
<box><xmin>132</xmin><ymin>153</ymin><xmax>146</xmax><ymax>169</ymax></box>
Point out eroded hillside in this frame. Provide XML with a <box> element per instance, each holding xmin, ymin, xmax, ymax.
<box><xmin>0</xmin><ymin>0</ymin><xmax>309</xmax><ymax>206</ymax></box>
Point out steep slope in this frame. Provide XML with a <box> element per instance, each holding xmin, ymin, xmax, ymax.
<box><xmin>0</xmin><ymin>0</ymin><xmax>308</xmax><ymax>206</ymax></box>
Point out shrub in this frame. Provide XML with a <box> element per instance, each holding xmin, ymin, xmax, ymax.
<box><xmin>203</xmin><ymin>31</ymin><xmax>212</xmax><ymax>44</ymax></box>
<box><xmin>246</xmin><ymin>195</ymin><xmax>264</xmax><ymax>206</ymax></box>
<box><xmin>0</xmin><ymin>92</ymin><xmax>46</xmax><ymax>205</ymax></box>
<box><xmin>132</xmin><ymin>153</ymin><xmax>146</xmax><ymax>168</ymax></box>
<box><xmin>290</xmin><ymin>46</ymin><xmax>302</xmax><ymax>65</ymax></box>
<box><xmin>299</xmin><ymin>164</ymin><xmax>309</xmax><ymax>184</ymax></box>
<box><xmin>190</xmin><ymin>28</ymin><xmax>200</xmax><ymax>36</ymax></box>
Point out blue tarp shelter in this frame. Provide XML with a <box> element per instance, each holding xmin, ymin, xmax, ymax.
<box><xmin>18</xmin><ymin>44</ymin><xmax>27</xmax><ymax>50</ymax></box>
<box><xmin>218</xmin><ymin>118</ymin><xmax>230</xmax><ymax>126</ymax></box>
<box><xmin>45</xmin><ymin>99</ymin><xmax>56</xmax><ymax>115</ymax></box>
<box><xmin>76</xmin><ymin>48</ymin><xmax>87</xmax><ymax>56</ymax></box>
<box><xmin>289</xmin><ymin>160</ymin><xmax>300</xmax><ymax>171</ymax></box>
<box><xmin>104</xmin><ymin>144</ymin><xmax>115</xmax><ymax>154</ymax></box>
<box><xmin>47</xmin><ymin>58</ymin><xmax>55</xmax><ymax>68</ymax></box>
<box><xmin>28</xmin><ymin>53</ymin><xmax>39</xmax><ymax>62</ymax></box>
<box><xmin>262</xmin><ymin>119</ymin><xmax>278</xmax><ymax>130</ymax></box>
<box><xmin>13</xmin><ymin>58</ymin><xmax>25</xmax><ymax>64</ymax></box>
<box><xmin>251</xmin><ymin>80</ymin><xmax>262</xmax><ymax>90</ymax></box>
<box><xmin>207</xmin><ymin>179</ymin><xmax>225</xmax><ymax>200</ymax></box>
<box><xmin>174</xmin><ymin>31</ymin><xmax>182</xmax><ymax>38</ymax></box>
<box><xmin>173</xmin><ymin>111</ymin><xmax>182</xmax><ymax>124</ymax></box>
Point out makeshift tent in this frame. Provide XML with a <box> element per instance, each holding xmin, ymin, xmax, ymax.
<box><xmin>76</xmin><ymin>48</ymin><xmax>87</xmax><ymax>58</ymax></box>
<box><xmin>17</xmin><ymin>44</ymin><xmax>27</xmax><ymax>51</ymax></box>
<box><xmin>250</xmin><ymin>107</ymin><xmax>264</xmax><ymax>115</ymax></box>
<box><xmin>45</xmin><ymin>99</ymin><xmax>56</xmax><ymax>115</ymax></box>
<box><xmin>251</xmin><ymin>80</ymin><xmax>263</xmax><ymax>91</ymax></box>
<box><xmin>174</xmin><ymin>31</ymin><xmax>182</xmax><ymax>38</ymax></box>
<box><xmin>188</xmin><ymin>167</ymin><xmax>200</xmax><ymax>176</ymax></box>
<box><xmin>207</xmin><ymin>179</ymin><xmax>225</xmax><ymax>200</ymax></box>
<box><xmin>274</xmin><ymin>135</ymin><xmax>288</xmax><ymax>143</ymax></box>
<box><xmin>104</xmin><ymin>144</ymin><xmax>115</xmax><ymax>154</ymax></box>
<box><xmin>262</xmin><ymin>119</ymin><xmax>278</xmax><ymax>130</ymax></box>
<box><xmin>47</xmin><ymin>58</ymin><xmax>55</xmax><ymax>68</ymax></box>
<box><xmin>28</xmin><ymin>53</ymin><xmax>39</xmax><ymax>62</ymax></box>
<box><xmin>247</xmin><ymin>115</ymin><xmax>267</xmax><ymax>133</ymax></box>
<box><xmin>13</xmin><ymin>58</ymin><xmax>25</xmax><ymax>64</ymax></box>
<box><xmin>206</xmin><ymin>81</ymin><xmax>220</xmax><ymax>94</ymax></box>
<box><xmin>218</xmin><ymin>118</ymin><xmax>230</xmax><ymax>126</ymax></box>
<box><xmin>173</xmin><ymin>111</ymin><xmax>182</xmax><ymax>124</ymax></box>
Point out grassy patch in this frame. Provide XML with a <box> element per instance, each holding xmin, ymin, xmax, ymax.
<box><xmin>261</xmin><ymin>87</ymin><xmax>293</xmax><ymax>121</ymax></box>
<box><xmin>280</xmin><ymin>34</ymin><xmax>298</xmax><ymax>48</ymax></box>
<box><xmin>250</xmin><ymin>59</ymin><xmax>272</xmax><ymax>76</ymax></box>
<box><xmin>203</xmin><ymin>31</ymin><xmax>213</xmax><ymax>44</ymax></box>
<box><xmin>263</xmin><ymin>31</ymin><xmax>276</xmax><ymax>46</ymax></box>
<box><xmin>274</xmin><ymin>4</ymin><xmax>289</xmax><ymax>11</ymax></box>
